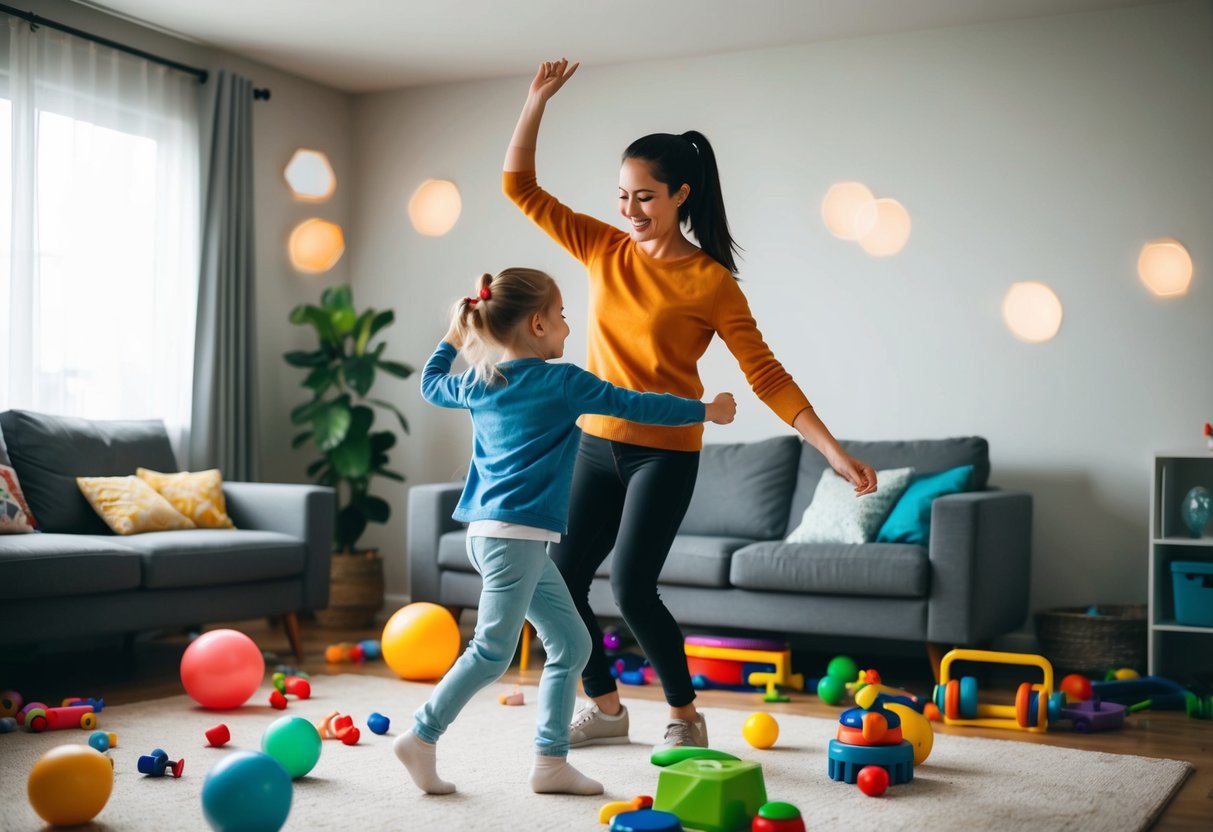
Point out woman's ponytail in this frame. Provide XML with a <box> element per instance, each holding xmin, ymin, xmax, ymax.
<box><xmin>678</xmin><ymin>131</ymin><xmax>738</xmax><ymax>275</ymax></box>
<box><xmin>623</xmin><ymin>131</ymin><xmax>741</xmax><ymax>275</ymax></box>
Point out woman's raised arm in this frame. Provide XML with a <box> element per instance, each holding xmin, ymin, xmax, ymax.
<box><xmin>504</xmin><ymin>58</ymin><xmax>578</xmax><ymax>173</ymax></box>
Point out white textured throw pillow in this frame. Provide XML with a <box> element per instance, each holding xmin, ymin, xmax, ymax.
<box><xmin>786</xmin><ymin>467</ymin><xmax>915</xmax><ymax>544</ymax></box>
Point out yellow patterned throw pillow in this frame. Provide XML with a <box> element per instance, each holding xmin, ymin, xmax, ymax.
<box><xmin>77</xmin><ymin>476</ymin><xmax>196</xmax><ymax>535</ymax></box>
<box><xmin>137</xmin><ymin>468</ymin><xmax>236</xmax><ymax>529</ymax></box>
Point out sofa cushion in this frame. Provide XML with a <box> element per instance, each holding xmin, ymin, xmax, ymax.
<box><xmin>438</xmin><ymin>529</ymin><xmax>753</xmax><ymax>590</ymax></box>
<box><xmin>786</xmin><ymin>467</ymin><xmax>914</xmax><ymax>544</ymax></box>
<box><xmin>0</xmin><ymin>410</ymin><xmax>178</xmax><ymax>534</ymax></box>
<box><xmin>76</xmin><ymin>475</ymin><xmax>196</xmax><ymax>535</ymax></box>
<box><xmin>595</xmin><ymin>535</ymin><xmax>756</xmax><ymax>589</ymax></box>
<box><xmin>730</xmin><ymin>541</ymin><xmax>929</xmax><ymax>598</ymax></box>
<box><xmin>787</xmin><ymin>437</ymin><xmax>990</xmax><ymax>535</ymax></box>
<box><xmin>0</xmin><ymin>534</ymin><xmax>142</xmax><ymax>600</ymax></box>
<box><xmin>0</xmin><ymin>420</ymin><xmax>37</xmax><ymax>531</ymax></box>
<box><xmin>116</xmin><ymin>530</ymin><xmax>305</xmax><ymax>589</ymax></box>
<box><xmin>680</xmin><ymin>436</ymin><xmax>801</xmax><ymax>539</ymax></box>
<box><xmin>437</xmin><ymin>530</ymin><xmax>473</xmax><ymax>574</ymax></box>
<box><xmin>877</xmin><ymin>465</ymin><xmax>975</xmax><ymax>545</ymax></box>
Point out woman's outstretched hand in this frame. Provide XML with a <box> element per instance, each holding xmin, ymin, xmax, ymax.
<box><xmin>705</xmin><ymin>393</ymin><xmax>737</xmax><ymax>425</ymax></box>
<box><xmin>830</xmin><ymin>451</ymin><xmax>878</xmax><ymax>496</ymax></box>
<box><xmin>529</xmin><ymin>58</ymin><xmax>578</xmax><ymax>103</ymax></box>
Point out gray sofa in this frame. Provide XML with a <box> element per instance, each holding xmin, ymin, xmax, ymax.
<box><xmin>0</xmin><ymin>409</ymin><xmax>334</xmax><ymax>659</ymax></box>
<box><xmin>408</xmin><ymin>436</ymin><xmax>1032</xmax><ymax>677</ymax></box>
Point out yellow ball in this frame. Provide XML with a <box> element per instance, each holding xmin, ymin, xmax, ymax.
<box><xmin>742</xmin><ymin>712</ymin><xmax>779</xmax><ymax>749</ymax></box>
<box><xmin>885</xmin><ymin>702</ymin><xmax>933</xmax><ymax>765</ymax></box>
<box><xmin>381</xmin><ymin>602</ymin><xmax>461</xmax><ymax>680</ymax></box>
<box><xmin>28</xmin><ymin>744</ymin><xmax>113</xmax><ymax>826</ymax></box>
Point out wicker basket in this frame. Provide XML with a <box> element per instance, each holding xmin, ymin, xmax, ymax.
<box><xmin>1034</xmin><ymin>604</ymin><xmax>1147</xmax><ymax>675</ymax></box>
<box><xmin>314</xmin><ymin>551</ymin><xmax>384</xmax><ymax>629</ymax></box>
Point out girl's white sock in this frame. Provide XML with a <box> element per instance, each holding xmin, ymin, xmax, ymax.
<box><xmin>394</xmin><ymin>730</ymin><xmax>456</xmax><ymax>795</ymax></box>
<box><xmin>529</xmin><ymin>754</ymin><xmax>603</xmax><ymax>795</ymax></box>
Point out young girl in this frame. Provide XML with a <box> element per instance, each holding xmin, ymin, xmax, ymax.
<box><xmin>394</xmin><ymin>267</ymin><xmax>735</xmax><ymax>796</ymax></box>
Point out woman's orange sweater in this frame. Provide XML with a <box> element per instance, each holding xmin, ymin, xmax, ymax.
<box><xmin>504</xmin><ymin>170</ymin><xmax>810</xmax><ymax>452</ymax></box>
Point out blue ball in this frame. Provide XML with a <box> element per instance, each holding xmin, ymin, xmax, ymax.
<box><xmin>202</xmin><ymin>751</ymin><xmax>292</xmax><ymax>832</ymax></box>
<box><xmin>88</xmin><ymin>730</ymin><xmax>110</xmax><ymax>752</ymax></box>
<box><xmin>358</xmin><ymin>639</ymin><xmax>382</xmax><ymax>660</ymax></box>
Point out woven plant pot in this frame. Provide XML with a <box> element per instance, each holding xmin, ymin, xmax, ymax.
<box><xmin>315</xmin><ymin>551</ymin><xmax>384</xmax><ymax>629</ymax></box>
<box><xmin>1034</xmin><ymin>604</ymin><xmax>1147</xmax><ymax>675</ymax></box>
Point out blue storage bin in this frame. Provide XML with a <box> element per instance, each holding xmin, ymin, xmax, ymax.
<box><xmin>1171</xmin><ymin>561</ymin><xmax>1213</xmax><ymax>627</ymax></box>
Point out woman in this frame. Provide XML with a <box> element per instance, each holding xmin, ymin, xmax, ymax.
<box><xmin>503</xmin><ymin>59</ymin><xmax>877</xmax><ymax>751</ymax></box>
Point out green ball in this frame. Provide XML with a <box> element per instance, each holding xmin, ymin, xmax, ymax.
<box><xmin>817</xmin><ymin>674</ymin><xmax>846</xmax><ymax>706</ymax></box>
<box><xmin>826</xmin><ymin>655</ymin><xmax>859</xmax><ymax>683</ymax></box>
<box><xmin>261</xmin><ymin>715</ymin><xmax>321</xmax><ymax>779</ymax></box>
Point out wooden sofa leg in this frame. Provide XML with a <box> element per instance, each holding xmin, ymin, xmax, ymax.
<box><xmin>926</xmin><ymin>642</ymin><xmax>948</xmax><ymax>684</ymax></box>
<box><xmin>282</xmin><ymin>611</ymin><xmax>304</xmax><ymax>662</ymax></box>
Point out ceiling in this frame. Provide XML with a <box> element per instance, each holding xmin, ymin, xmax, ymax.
<box><xmin>80</xmin><ymin>0</ymin><xmax>1170</xmax><ymax>93</ymax></box>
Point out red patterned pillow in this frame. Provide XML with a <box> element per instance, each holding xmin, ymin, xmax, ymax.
<box><xmin>0</xmin><ymin>464</ymin><xmax>36</xmax><ymax>533</ymax></box>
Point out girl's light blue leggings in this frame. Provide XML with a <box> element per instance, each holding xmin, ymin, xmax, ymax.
<box><xmin>412</xmin><ymin>535</ymin><xmax>592</xmax><ymax>757</ymax></box>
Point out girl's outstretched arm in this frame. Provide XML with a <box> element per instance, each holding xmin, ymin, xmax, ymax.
<box><xmin>504</xmin><ymin>58</ymin><xmax>578</xmax><ymax>173</ymax></box>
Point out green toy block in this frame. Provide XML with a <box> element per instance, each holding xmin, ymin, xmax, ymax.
<box><xmin>653</xmin><ymin>758</ymin><xmax>767</xmax><ymax>832</ymax></box>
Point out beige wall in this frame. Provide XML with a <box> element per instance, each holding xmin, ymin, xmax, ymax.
<box><xmin>349</xmin><ymin>1</ymin><xmax>1213</xmax><ymax>619</ymax></box>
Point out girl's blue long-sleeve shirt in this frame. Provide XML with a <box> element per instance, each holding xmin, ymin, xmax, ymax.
<box><xmin>422</xmin><ymin>341</ymin><xmax>705</xmax><ymax>534</ymax></box>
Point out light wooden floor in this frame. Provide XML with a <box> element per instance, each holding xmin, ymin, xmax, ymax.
<box><xmin>4</xmin><ymin>617</ymin><xmax>1210</xmax><ymax>829</ymax></box>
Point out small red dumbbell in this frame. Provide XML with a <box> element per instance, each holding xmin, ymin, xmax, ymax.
<box><xmin>340</xmin><ymin>726</ymin><xmax>361</xmax><ymax>746</ymax></box>
<box><xmin>269</xmin><ymin>690</ymin><xmax>288</xmax><ymax>710</ymax></box>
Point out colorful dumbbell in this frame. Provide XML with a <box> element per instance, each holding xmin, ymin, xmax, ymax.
<box><xmin>138</xmin><ymin>748</ymin><xmax>184</xmax><ymax>778</ymax></box>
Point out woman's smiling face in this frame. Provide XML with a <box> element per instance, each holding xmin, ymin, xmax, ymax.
<box><xmin>618</xmin><ymin>157</ymin><xmax>688</xmax><ymax>244</ymax></box>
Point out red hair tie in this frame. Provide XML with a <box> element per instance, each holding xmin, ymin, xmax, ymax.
<box><xmin>479</xmin><ymin>287</ymin><xmax>492</xmax><ymax>301</ymax></box>
<box><xmin>465</xmin><ymin>297</ymin><xmax>478</xmax><ymax>305</ymax></box>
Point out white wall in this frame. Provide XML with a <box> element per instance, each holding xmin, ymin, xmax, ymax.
<box><xmin>350</xmin><ymin>0</ymin><xmax>1213</xmax><ymax>620</ymax></box>
<box><xmin>22</xmin><ymin>0</ymin><xmax>354</xmax><ymax>486</ymax></box>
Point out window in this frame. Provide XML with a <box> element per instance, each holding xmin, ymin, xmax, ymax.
<box><xmin>0</xmin><ymin>19</ymin><xmax>200</xmax><ymax>450</ymax></box>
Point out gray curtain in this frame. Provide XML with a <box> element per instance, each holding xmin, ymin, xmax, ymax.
<box><xmin>189</xmin><ymin>70</ymin><xmax>259</xmax><ymax>480</ymax></box>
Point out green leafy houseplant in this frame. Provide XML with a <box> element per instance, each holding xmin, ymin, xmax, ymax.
<box><xmin>285</xmin><ymin>285</ymin><xmax>413</xmax><ymax>553</ymax></box>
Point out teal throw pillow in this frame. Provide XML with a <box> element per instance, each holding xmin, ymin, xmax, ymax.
<box><xmin>785</xmin><ymin>467</ymin><xmax>914</xmax><ymax>545</ymax></box>
<box><xmin>876</xmin><ymin>464</ymin><xmax>975</xmax><ymax>545</ymax></box>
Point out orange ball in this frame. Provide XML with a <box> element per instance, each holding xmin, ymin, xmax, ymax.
<box><xmin>1060</xmin><ymin>673</ymin><xmax>1093</xmax><ymax>703</ymax></box>
<box><xmin>381</xmin><ymin>603</ymin><xmax>461</xmax><ymax>680</ymax></box>
<box><xmin>28</xmin><ymin>744</ymin><xmax>113</xmax><ymax>826</ymax></box>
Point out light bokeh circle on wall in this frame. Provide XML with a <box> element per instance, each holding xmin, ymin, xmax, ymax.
<box><xmin>284</xmin><ymin>149</ymin><xmax>336</xmax><ymax>202</ymax></box>
<box><xmin>408</xmin><ymin>179</ymin><xmax>462</xmax><ymax>236</ymax></box>
<box><xmin>857</xmin><ymin>198</ymin><xmax>912</xmax><ymax>257</ymax></box>
<box><xmin>289</xmin><ymin>218</ymin><xmax>345</xmax><ymax>273</ymax></box>
<box><xmin>1002</xmin><ymin>281</ymin><xmax>1063</xmax><ymax>343</ymax></box>
<box><xmin>1137</xmin><ymin>238</ymin><xmax>1193</xmax><ymax>297</ymax></box>
<box><xmin>821</xmin><ymin>181</ymin><xmax>877</xmax><ymax>240</ymax></box>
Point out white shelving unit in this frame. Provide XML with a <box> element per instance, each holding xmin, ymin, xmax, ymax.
<box><xmin>1148</xmin><ymin>451</ymin><xmax>1213</xmax><ymax>676</ymax></box>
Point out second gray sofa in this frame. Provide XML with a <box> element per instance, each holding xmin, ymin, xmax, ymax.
<box><xmin>408</xmin><ymin>436</ymin><xmax>1032</xmax><ymax>677</ymax></box>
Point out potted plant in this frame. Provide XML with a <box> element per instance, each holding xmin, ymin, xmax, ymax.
<box><xmin>285</xmin><ymin>284</ymin><xmax>413</xmax><ymax>628</ymax></box>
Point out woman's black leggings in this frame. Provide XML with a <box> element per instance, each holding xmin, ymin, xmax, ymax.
<box><xmin>549</xmin><ymin>435</ymin><xmax>700</xmax><ymax>707</ymax></box>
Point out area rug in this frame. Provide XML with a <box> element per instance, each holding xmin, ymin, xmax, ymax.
<box><xmin>0</xmin><ymin>674</ymin><xmax>1190</xmax><ymax>831</ymax></box>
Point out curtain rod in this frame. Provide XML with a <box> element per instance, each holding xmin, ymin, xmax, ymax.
<box><xmin>0</xmin><ymin>4</ymin><xmax>272</xmax><ymax>100</ymax></box>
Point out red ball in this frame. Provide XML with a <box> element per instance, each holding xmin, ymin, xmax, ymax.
<box><xmin>856</xmin><ymin>765</ymin><xmax>890</xmax><ymax>797</ymax></box>
<box><xmin>1060</xmin><ymin>673</ymin><xmax>1093</xmax><ymax>702</ymax></box>
<box><xmin>180</xmin><ymin>630</ymin><xmax>265</xmax><ymax>710</ymax></box>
